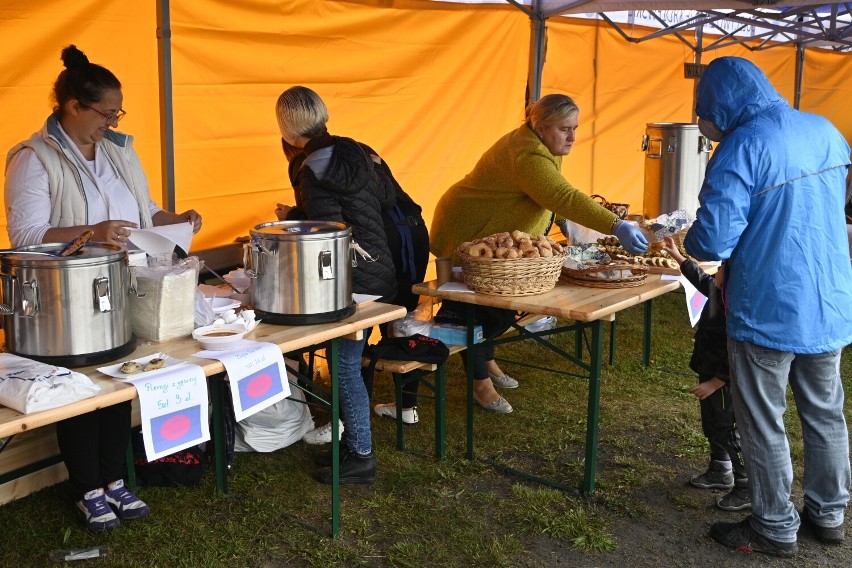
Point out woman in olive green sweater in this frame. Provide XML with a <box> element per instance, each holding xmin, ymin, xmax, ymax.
<box><xmin>431</xmin><ymin>94</ymin><xmax>648</xmax><ymax>414</ymax></box>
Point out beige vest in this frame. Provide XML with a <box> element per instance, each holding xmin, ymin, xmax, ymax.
<box><xmin>5</xmin><ymin>116</ymin><xmax>154</xmax><ymax>229</ymax></box>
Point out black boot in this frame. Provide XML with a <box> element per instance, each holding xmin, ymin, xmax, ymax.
<box><xmin>314</xmin><ymin>449</ymin><xmax>332</xmax><ymax>468</ymax></box>
<box><xmin>315</xmin><ymin>448</ymin><xmax>376</xmax><ymax>485</ymax></box>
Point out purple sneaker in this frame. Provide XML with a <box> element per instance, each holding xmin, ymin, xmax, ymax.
<box><xmin>105</xmin><ymin>479</ymin><xmax>150</xmax><ymax>520</ymax></box>
<box><xmin>76</xmin><ymin>488</ymin><xmax>120</xmax><ymax>531</ymax></box>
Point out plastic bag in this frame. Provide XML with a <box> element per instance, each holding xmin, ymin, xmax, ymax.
<box><xmin>390</xmin><ymin>298</ymin><xmax>436</xmax><ymax>337</ymax></box>
<box><xmin>129</xmin><ymin>256</ymin><xmax>200</xmax><ymax>341</ymax></box>
<box><xmin>0</xmin><ymin>353</ymin><xmax>100</xmax><ymax>414</ymax></box>
<box><xmin>233</xmin><ymin>361</ymin><xmax>314</xmax><ymax>452</ymax></box>
<box><xmin>195</xmin><ymin>288</ymin><xmax>216</xmax><ymax>327</ymax></box>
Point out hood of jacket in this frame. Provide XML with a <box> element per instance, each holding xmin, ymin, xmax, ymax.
<box><xmin>696</xmin><ymin>56</ymin><xmax>784</xmax><ymax>133</ymax></box>
<box><xmin>302</xmin><ymin>134</ymin><xmax>376</xmax><ymax>197</ymax></box>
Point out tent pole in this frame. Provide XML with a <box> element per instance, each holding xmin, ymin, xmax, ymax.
<box><xmin>692</xmin><ymin>25</ymin><xmax>703</xmax><ymax>124</ymax></box>
<box><xmin>528</xmin><ymin>7</ymin><xmax>546</xmax><ymax>104</ymax></box>
<box><xmin>156</xmin><ymin>0</ymin><xmax>176</xmax><ymax>211</ymax></box>
<box><xmin>794</xmin><ymin>37</ymin><xmax>805</xmax><ymax>110</ymax></box>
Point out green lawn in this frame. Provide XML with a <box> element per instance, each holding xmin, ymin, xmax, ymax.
<box><xmin>1</xmin><ymin>291</ymin><xmax>850</xmax><ymax>567</ymax></box>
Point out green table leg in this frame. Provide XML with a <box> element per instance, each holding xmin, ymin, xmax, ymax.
<box><xmin>210</xmin><ymin>373</ymin><xmax>227</xmax><ymax>494</ymax></box>
<box><xmin>465</xmin><ymin>304</ymin><xmax>476</xmax><ymax>460</ymax></box>
<box><xmin>581</xmin><ymin>319</ymin><xmax>604</xmax><ymax>495</ymax></box>
<box><xmin>435</xmin><ymin>364</ymin><xmax>447</xmax><ymax>460</ymax></box>
<box><xmin>643</xmin><ymin>299</ymin><xmax>653</xmax><ymax>367</ymax></box>
<box><xmin>394</xmin><ymin>373</ymin><xmax>406</xmax><ymax>451</ymax></box>
<box><xmin>125</xmin><ymin>441</ymin><xmax>137</xmax><ymax>490</ymax></box>
<box><xmin>328</xmin><ymin>338</ymin><xmax>340</xmax><ymax>538</ymax></box>
<box><xmin>608</xmin><ymin>319</ymin><xmax>617</xmax><ymax>367</ymax></box>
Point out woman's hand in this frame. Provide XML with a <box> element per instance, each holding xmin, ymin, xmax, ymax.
<box><xmin>92</xmin><ymin>220</ymin><xmax>138</xmax><ymax>246</ymax></box>
<box><xmin>614</xmin><ymin>221</ymin><xmax>649</xmax><ymax>254</ymax></box>
<box><xmin>275</xmin><ymin>203</ymin><xmax>294</xmax><ymax>221</ymax></box>
<box><xmin>181</xmin><ymin>209</ymin><xmax>203</xmax><ymax>233</ymax></box>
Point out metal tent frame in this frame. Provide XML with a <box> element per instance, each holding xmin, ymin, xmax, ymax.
<box><xmin>152</xmin><ymin>0</ymin><xmax>851</xmax><ymax>213</ymax></box>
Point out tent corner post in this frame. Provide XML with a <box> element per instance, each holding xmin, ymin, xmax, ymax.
<box><xmin>156</xmin><ymin>0</ymin><xmax>176</xmax><ymax>212</ymax></box>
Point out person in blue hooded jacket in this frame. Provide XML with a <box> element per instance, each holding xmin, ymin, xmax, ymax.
<box><xmin>684</xmin><ymin>56</ymin><xmax>852</xmax><ymax>557</ymax></box>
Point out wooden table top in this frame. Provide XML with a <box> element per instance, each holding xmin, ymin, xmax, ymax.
<box><xmin>0</xmin><ymin>301</ymin><xmax>405</xmax><ymax>438</ymax></box>
<box><xmin>412</xmin><ymin>274</ymin><xmax>682</xmax><ymax>322</ymax></box>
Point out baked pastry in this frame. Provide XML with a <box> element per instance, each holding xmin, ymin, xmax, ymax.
<box><xmin>144</xmin><ymin>358</ymin><xmax>165</xmax><ymax>372</ymax></box>
<box><xmin>120</xmin><ymin>361</ymin><xmax>142</xmax><ymax>375</ymax></box>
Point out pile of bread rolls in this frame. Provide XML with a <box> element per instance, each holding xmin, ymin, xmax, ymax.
<box><xmin>457</xmin><ymin>230</ymin><xmax>565</xmax><ymax>259</ymax></box>
<box><xmin>595</xmin><ymin>236</ymin><xmax>680</xmax><ymax>269</ymax></box>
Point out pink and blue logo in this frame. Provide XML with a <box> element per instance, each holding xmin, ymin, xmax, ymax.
<box><xmin>150</xmin><ymin>405</ymin><xmax>203</xmax><ymax>453</ymax></box>
<box><xmin>237</xmin><ymin>362</ymin><xmax>284</xmax><ymax>412</ymax></box>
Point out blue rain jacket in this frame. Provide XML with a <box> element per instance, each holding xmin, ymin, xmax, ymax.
<box><xmin>684</xmin><ymin>56</ymin><xmax>852</xmax><ymax>353</ymax></box>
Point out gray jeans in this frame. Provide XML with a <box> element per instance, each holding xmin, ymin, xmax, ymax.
<box><xmin>728</xmin><ymin>339</ymin><xmax>850</xmax><ymax>542</ymax></box>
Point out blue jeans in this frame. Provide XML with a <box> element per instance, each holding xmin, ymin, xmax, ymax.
<box><xmin>728</xmin><ymin>339</ymin><xmax>850</xmax><ymax>542</ymax></box>
<box><xmin>337</xmin><ymin>336</ymin><xmax>372</xmax><ymax>455</ymax></box>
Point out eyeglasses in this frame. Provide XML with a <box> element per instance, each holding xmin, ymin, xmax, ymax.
<box><xmin>81</xmin><ymin>103</ymin><xmax>126</xmax><ymax>123</ymax></box>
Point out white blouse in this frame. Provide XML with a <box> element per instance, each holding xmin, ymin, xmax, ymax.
<box><xmin>5</xmin><ymin>124</ymin><xmax>160</xmax><ymax>247</ymax></box>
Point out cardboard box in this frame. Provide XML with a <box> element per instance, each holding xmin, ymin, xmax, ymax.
<box><xmin>429</xmin><ymin>323</ymin><xmax>484</xmax><ymax>346</ymax></box>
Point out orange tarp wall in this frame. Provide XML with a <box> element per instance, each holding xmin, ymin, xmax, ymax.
<box><xmin>2</xmin><ymin>0</ymin><xmax>851</xmax><ymax>251</ymax></box>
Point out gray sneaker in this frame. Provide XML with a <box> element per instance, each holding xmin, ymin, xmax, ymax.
<box><xmin>690</xmin><ymin>464</ymin><xmax>734</xmax><ymax>489</ymax></box>
<box><xmin>717</xmin><ymin>487</ymin><xmax>751</xmax><ymax>512</ymax></box>
<box><xmin>488</xmin><ymin>373</ymin><xmax>519</xmax><ymax>389</ymax></box>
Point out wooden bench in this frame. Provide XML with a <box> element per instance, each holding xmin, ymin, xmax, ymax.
<box><xmin>363</xmin><ymin>312</ymin><xmax>618</xmax><ymax>459</ymax></box>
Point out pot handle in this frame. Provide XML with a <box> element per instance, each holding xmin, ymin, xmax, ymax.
<box><xmin>244</xmin><ymin>241</ymin><xmax>274</xmax><ymax>278</ymax></box>
<box><xmin>0</xmin><ymin>271</ymin><xmax>16</xmax><ymax>315</ymax></box>
<box><xmin>128</xmin><ymin>268</ymin><xmax>146</xmax><ymax>298</ymax></box>
<box><xmin>21</xmin><ymin>279</ymin><xmax>39</xmax><ymax>317</ymax></box>
<box><xmin>93</xmin><ymin>276</ymin><xmax>113</xmax><ymax>312</ymax></box>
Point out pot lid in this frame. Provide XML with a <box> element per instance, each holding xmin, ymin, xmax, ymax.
<box><xmin>251</xmin><ymin>220</ymin><xmax>350</xmax><ymax>239</ymax></box>
<box><xmin>0</xmin><ymin>242</ymin><xmax>127</xmax><ymax>266</ymax></box>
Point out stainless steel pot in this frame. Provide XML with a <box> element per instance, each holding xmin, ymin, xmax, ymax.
<box><xmin>246</xmin><ymin>221</ymin><xmax>355</xmax><ymax>325</ymax></box>
<box><xmin>0</xmin><ymin>243</ymin><xmax>135</xmax><ymax>366</ymax></box>
<box><xmin>642</xmin><ymin>123</ymin><xmax>713</xmax><ymax>219</ymax></box>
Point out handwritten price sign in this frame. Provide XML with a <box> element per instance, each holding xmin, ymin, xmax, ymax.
<box><xmin>131</xmin><ymin>364</ymin><xmax>209</xmax><ymax>461</ymax></box>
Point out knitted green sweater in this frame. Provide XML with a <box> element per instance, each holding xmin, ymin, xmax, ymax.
<box><xmin>430</xmin><ymin>123</ymin><xmax>616</xmax><ymax>258</ymax></box>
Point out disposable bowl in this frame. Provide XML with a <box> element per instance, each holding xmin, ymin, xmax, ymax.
<box><xmin>192</xmin><ymin>322</ymin><xmax>247</xmax><ymax>350</ymax></box>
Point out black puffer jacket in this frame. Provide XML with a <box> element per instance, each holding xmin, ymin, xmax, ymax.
<box><xmin>286</xmin><ymin>134</ymin><xmax>397</xmax><ymax>301</ymax></box>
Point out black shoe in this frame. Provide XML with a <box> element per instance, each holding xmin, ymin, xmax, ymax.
<box><xmin>801</xmin><ymin>508</ymin><xmax>845</xmax><ymax>545</ymax></box>
<box><xmin>690</xmin><ymin>463</ymin><xmax>734</xmax><ymax>489</ymax></box>
<box><xmin>716</xmin><ymin>487</ymin><xmax>751</xmax><ymax>512</ymax></box>
<box><xmin>710</xmin><ymin>517</ymin><xmax>797</xmax><ymax>558</ymax></box>
<box><xmin>315</xmin><ymin>450</ymin><xmax>376</xmax><ymax>485</ymax></box>
<box><xmin>314</xmin><ymin>449</ymin><xmax>332</xmax><ymax>468</ymax></box>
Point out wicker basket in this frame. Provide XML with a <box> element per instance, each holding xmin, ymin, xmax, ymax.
<box><xmin>561</xmin><ymin>260</ymin><xmax>648</xmax><ymax>288</ymax></box>
<box><xmin>457</xmin><ymin>251</ymin><xmax>568</xmax><ymax>296</ymax></box>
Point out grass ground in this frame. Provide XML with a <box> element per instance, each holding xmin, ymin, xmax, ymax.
<box><xmin>0</xmin><ymin>291</ymin><xmax>850</xmax><ymax>567</ymax></box>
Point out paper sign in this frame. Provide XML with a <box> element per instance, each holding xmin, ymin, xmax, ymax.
<box><xmin>128</xmin><ymin>223</ymin><xmax>194</xmax><ymax>256</ymax></box>
<box><xmin>127</xmin><ymin>363</ymin><xmax>209</xmax><ymax>461</ymax></box>
<box><xmin>680</xmin><ymin>276</ymin><xmax>707</xmax><ymax>327</ymax></box>
<box><xmin>195</xmin><ymin>340</ymin><xmax>290</xmax><ymax>421</ymax></box>
<box><xmin>661</xmin><ymin>274</ymin><xmax>708</xmax><ymax>327</ymax></box>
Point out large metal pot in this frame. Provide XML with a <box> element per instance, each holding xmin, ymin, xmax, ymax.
<box><xmin>642</xmin><ymin>123</ymin><xmax>713</xmax><ymax>219</ymax></box>
<box><xmin>0</xmin><ymin>243</ymin><xmax>135</xmax><ymax>366</ymax></box>
<box><xmin>246</xmin><ymin>220</ymin><xmax>355</xmax><ymax>325</ymax></box>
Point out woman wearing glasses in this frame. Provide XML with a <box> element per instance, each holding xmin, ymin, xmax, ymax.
<box><xmin>4</xmin><ymin>44</ymin><xmax>201</xmax><ymax>248</ymax></box>
<box><xmin>430</xmin><ymin>94</ymin><xmax>650</xmax><ymax>414</ymax></box>
<box><xmin>3</xmin><ymin>45</ymin><xmax>201</xmax><ymax>531</ymax></box>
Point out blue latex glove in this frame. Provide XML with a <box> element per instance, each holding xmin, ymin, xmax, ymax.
<box><xmin>615</xmin><ymin>221</ymin><xmax>649</xmax><ymax>254</ymax></box>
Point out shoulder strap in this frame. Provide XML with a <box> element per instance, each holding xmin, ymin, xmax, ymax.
<box><xmin>387</xmin><ymin>205</ymin><xmax>417</xmax><ymax>280</ymax></box>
